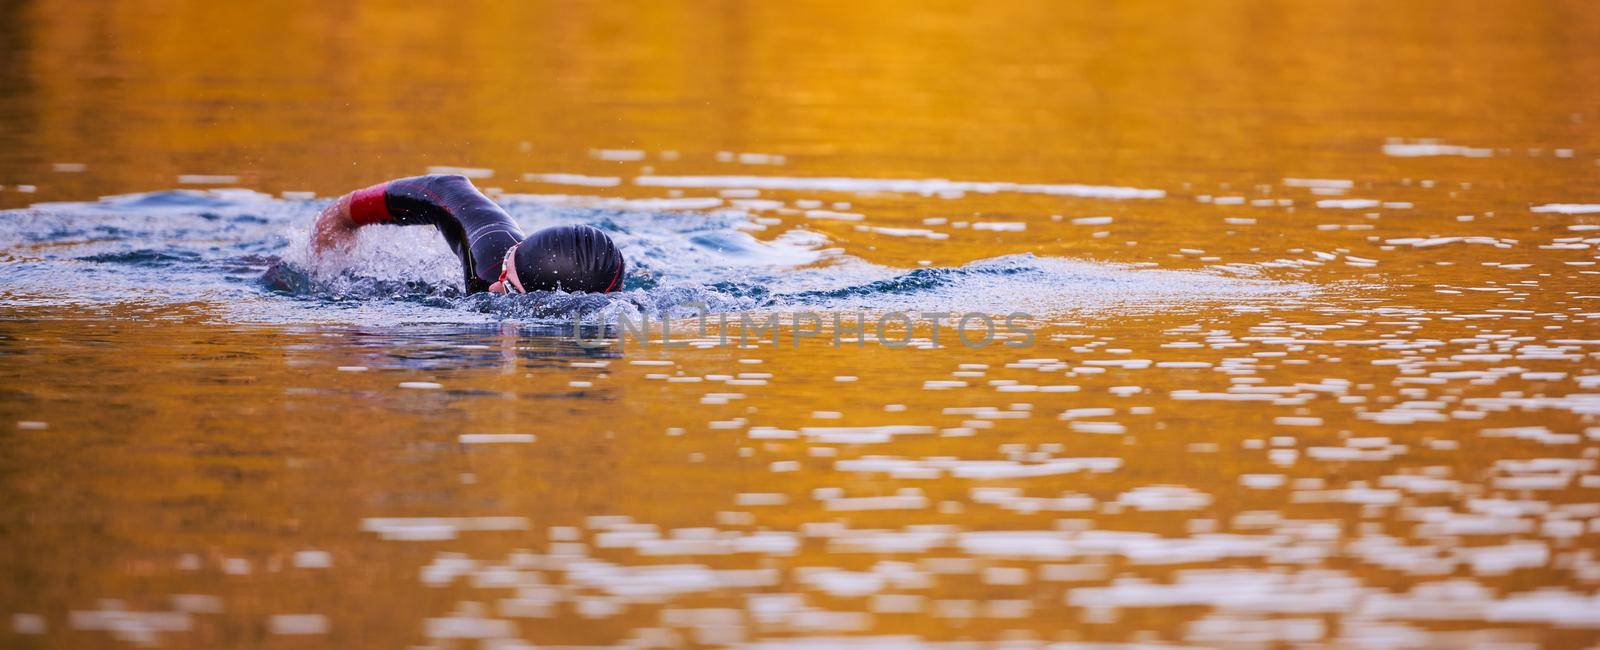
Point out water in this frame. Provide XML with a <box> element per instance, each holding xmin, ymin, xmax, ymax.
<box><xmin>1</xmin><ymin>188</ymin><xmax>1300</xmax><ymax>327</ymax></box>
<box><xmin>2</xmin><ymin>2</ymin><xmax>1599</xmax><ymax>648</ymax></box>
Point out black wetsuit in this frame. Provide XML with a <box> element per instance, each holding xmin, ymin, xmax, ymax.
<box><xmin>349</xmin><ymin>174</ymin><xmax>522</xmax><ymax>294</ymax></box>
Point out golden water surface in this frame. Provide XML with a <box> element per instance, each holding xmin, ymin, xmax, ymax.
<box><xmin>2</xmin><ymin>1</ymin><xmax>1600</xmax><ymax>648</ymax></box>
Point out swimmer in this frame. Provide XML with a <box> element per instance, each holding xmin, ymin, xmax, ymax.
<box><xmin>310</xmin><ymin>174</ymin><xmax>625</xmax><ymax>294</ymax></box>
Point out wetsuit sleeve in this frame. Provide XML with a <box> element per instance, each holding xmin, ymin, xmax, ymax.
<box><xmin>347</xmin><ymin>175</ymin><xmax>525</xmax><ymax>294</ymax></box>
<box><xmin>349</xmin><ymin>183</ymin><xmax>392</xmax><ymax>226</ymax></box>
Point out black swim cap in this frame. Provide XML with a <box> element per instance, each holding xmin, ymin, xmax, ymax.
<box><xmin>512</xmin><ymin>224</ymin><xmax>626</xmax><ymax>293</ymax></box>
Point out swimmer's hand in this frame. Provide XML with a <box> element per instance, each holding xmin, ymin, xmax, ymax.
<box><xmin>310</xmin><ymin>194</ymin><xmax>358</xmax><ymax>254</ymax></box>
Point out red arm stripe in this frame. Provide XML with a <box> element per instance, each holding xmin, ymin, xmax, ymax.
<box><xmin>348</xmin><ymin>182</ymin><xmax>392</xmax><ymax>225</ymax></box>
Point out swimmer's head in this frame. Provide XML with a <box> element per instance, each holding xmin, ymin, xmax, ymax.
<box><xmin>510</xmin><ymin>224</ymin><xmax>626</xmax><ymax>293</ymax></box>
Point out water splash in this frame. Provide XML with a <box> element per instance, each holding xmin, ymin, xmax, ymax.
<box><xmin>0</xmin><ymin>189</ymin><xmax>1308</xmax><ymax>325</ymax></box>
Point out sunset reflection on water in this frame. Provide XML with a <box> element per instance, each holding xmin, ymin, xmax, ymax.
<box><xmin>2</xmin><ymin>1</ymin><xmax>1599</xmax><ymax>648</ymax></box>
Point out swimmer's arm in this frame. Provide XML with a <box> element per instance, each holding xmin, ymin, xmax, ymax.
<box><xmin>309</xmin><ymin>182</ymin><xmax>390</xmax><ymax>254</ymax></box>
<box><xmin>305</xmin><ymin>176</ymin><xmax>514</xmax><ymax>293</ymax></box>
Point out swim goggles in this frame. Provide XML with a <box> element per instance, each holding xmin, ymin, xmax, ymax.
<box><xmin>498</xmin><ymin>243</ymin><xmax>524</xmax><ymax>293</ymax></box>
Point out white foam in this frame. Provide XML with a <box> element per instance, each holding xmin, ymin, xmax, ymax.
<box><xmin>1283</xmin><ymin>178</ymin><xmax>1354</xmax><ymax>189</ymax></box>
<box><xmin>522</xmin><ymin>173</ymin><xmax>621</xmax><ymax>187</ymax></box>
<box><xmin>1068</xmin><ymin>569</ymin><xmax>1371</xmax><ymax>613</ymax></box>
<box><xmin>797</xmin><ymin>425</ymin><xmax>934</xmax><ymax>444</ymax></box>
<box><xmin>268</xmin><ymin>614</ymin><xmax>329</xmax><ymax>635</ymax></box>
<box><xmin>458</xmin><ymin>433</ymin><xmax>536</xmax><ymax>444</ymax></box>
<box><xmin>590</xmin><ymin>148</ymin><xmax>646</xmax><ymax>161</ymax></box>
<box><xmin>423</xmin><ymin>615</ymin><xmax>516</xmax><ymax>639</ymax></box>
<box><xmin>834</xmin><ymin>455</ymin><xmax>1120</xmax><ymax>479</ymax></box>
<box><xmin>1316</xmin><ymin>199</ymin><xmax>1381</xmax><ymax>210</ymax></box>
<box><xmin>292</xmin><ymin>550</ymin><xmax>333</xmax><ymax>568</ymax></box>
<box><xmin>70</xmin><ymin>609</ymin><xmax>192</xmax><ymax>645</ymax></box>
<box><xmin>1382</xmin><ymin>142</ymin><xmax>1493</xmax><ymax>157</ymax></box>
<box><xmin>1117</xmin><ymin>485</ymin><xmax>1213</xmax><ymax>511</ymax></box>
<box><xmin>360</xmin><ymin>516</ymin><xmax>530</xmax><ymax>541</ymax></box>
<box><xmin>1531</xmin><ymin>203</ymin><xmax>1600</xmax><ymax>214</ymax></box>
